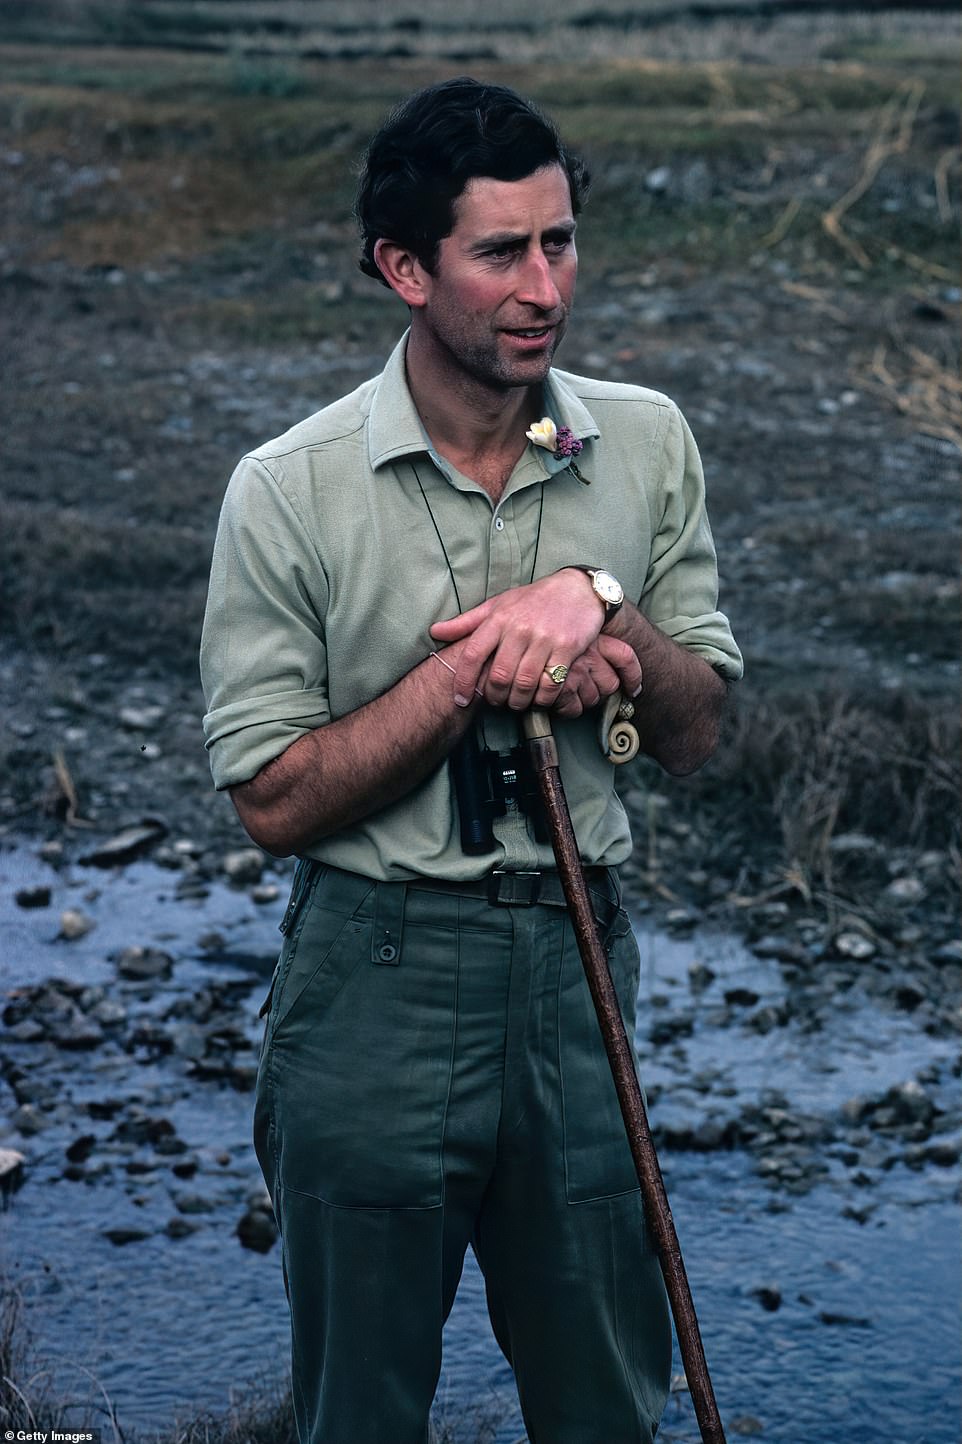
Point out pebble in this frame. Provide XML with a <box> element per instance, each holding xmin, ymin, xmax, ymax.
<box><xmin>81</xmin><ymin>820</ymin><xmax>167</xmax><ymax>867</ymax></box>
<box><xmin>833</xmin><ymin>930</ymin><xmax>876</xmax><ymax>960</ymax></box>
<box><xmin>58</xmin><ymin>908</ymin><xmax>95</xmax><ymax>940</ymax></box>
<box><xmin>236</xmin><ymin>1200</ymin><xmax>278</xmax><ymax>1253</ymax></box>
<box><xmin>0</xmin><ymin>1147</ymin><xmax>26</xmax><ymax>1193</ymax></box>
<box><xmin>116</xmin><ymin>945</ymin><xmax>174</xmax><ymax>981</ymax></box>
<box><xmin>751</xmin><ymin>934</ymin><xmax>809</xmax><ymax>964</ymax></box>
<box><xmin>223</xmin><ymin>848</ymin><xmax>265</xmax><ymax>885</ymax></box>
<box><xmin>15</xmin><ymin>886</ymin><xmax>51</xmax><ymax>908</ymax></box>
<box><xmin>53</xmin><ymin>1016</ymin><xmax>105</xmax><ymax>1050</ymax></box>
<box><xmin>819</xmin><ymin>1311</ymin><xmax>871</xmax><ymax>1328</ymax></box>
<box><xmin>103</xmin><ymin>1227</ymin><xmax>152</xmax><ymax>1246</ymax></box>
<box><xmin>251</xmin><ymin>883</ymin><xmax>280</xmax><ymax>905</ymax></box>
<box><xmin>165</xmin><ymin>1216</ymin><xmax>201</xmax><ymax>1239</ymax></box>
<box><xmin>119</xmin><ymin>705</ymin><xmax>165</xmax><ymax>730</ymax></box>
<box><xmin>884</xmin><ymin>876</ymin><xmax>926</xmax><ymax>904</ymax></box>
<box><xmin>688</xmin><ymin>962</ymin><xmax>715</xmax><ymax>991</ymax></box>
<box><xmin>173</xmin><ymin>1190</ymin><xmax>216</xmax><ymax>1215</ymax></box>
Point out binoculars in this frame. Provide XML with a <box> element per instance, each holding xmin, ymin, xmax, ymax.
<box><xmin>450</xmin><ymin>726</ymin><xmax>550</xmax><ymax>855</ymax></box>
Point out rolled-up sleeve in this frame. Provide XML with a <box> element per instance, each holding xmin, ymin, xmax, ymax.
<box><xmin>640</xmin><ymin>402</ymin><xmax>743</xmax><ymax>681</ymax></box>
<box><xmin>200</xmin><ymin>456</ymin><xmax>331</xmax><ymax>790</ymax></box>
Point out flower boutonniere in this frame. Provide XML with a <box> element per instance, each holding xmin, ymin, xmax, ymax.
<box><xmin>525</xmin><ymin>416</ymin><xmax>589</xmax><ymax>483</ymax></box>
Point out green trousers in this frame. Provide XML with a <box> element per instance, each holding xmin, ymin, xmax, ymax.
<box><xmin>254</xmin><ymin>862</ymin><xmax>670</xmax><ymax>1444</ymax></box>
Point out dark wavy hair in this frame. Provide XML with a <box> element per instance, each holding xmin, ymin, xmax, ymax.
<box><xmin>355</xmin><ymin>77</ymin><xmax>590</xmax><ymax>286</ymax></box>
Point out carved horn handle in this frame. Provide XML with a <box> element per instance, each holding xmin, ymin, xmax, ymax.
<box><xmin>599</xmin><ymin>693</ymin><xmax>640</xmax><ymax>766</ymax></box>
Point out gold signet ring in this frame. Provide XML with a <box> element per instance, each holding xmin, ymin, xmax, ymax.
<box><xmin>545</xmin><ymin>664</ymin><xmax>569</xmax><ymax>685</ymax></box>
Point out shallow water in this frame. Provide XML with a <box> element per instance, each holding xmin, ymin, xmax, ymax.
<box><xmin>0</xmin><ymin>843</ymin><xmax>958</xmax><ymax>1442</ymax></box>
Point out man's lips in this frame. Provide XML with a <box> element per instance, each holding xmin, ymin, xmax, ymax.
<box><xmin>501</xmin><ymin>322</ymin><xmax>559</xmax><ymax>347</ymax></box>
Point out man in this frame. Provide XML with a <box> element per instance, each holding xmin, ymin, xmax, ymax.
<box><xmin>201</xmin><ymin>78</ymin><xmax>742</xmax><ymax>1444</ymax></box>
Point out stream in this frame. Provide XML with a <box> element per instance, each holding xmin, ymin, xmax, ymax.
<box><xmin>1</xmin><ymin>841</ymin><xmax>958</xmax><ymax>1443</ymax></box>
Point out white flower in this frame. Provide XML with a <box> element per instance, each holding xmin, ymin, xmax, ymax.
<box><xmin>525</xmin><ymin>416</ymin><xmax>557</xmax><ymax>451</ymax></box>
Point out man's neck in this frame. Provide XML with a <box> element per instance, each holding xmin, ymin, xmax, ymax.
<box><xmin>404</xmin><ymin>331</ymin><xmax>543</xmax><ymax>500</ymax></box>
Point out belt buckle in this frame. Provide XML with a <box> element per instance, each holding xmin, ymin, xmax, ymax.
<box><xmin>487</xmin><ymin>870</ymin><xmax>542</xmax><ymax>907</ymax></box>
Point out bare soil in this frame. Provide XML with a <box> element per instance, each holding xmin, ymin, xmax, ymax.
<box><xmin>0</xmin><ymin>4</ymin><xmax>958</xmax><ymax>941</ymax></box>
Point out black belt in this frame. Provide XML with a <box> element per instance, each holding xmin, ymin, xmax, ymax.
<box><xmin>406</xmin><ymin>866</ymin><xmax>618</xmax><ymax>920</ymax></box>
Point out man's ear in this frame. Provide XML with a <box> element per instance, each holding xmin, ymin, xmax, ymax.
<box><xmin>373</xmin><ymin>239</ymin><xmax>430</xmax><ymax>308</ymax></box>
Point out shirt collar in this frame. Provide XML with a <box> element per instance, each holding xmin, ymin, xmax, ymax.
<box><xmin>367</xmin><ymin>331</ymin><xmax>602</xmax><ymax>474</ymax></box>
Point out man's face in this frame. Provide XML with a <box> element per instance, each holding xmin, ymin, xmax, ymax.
<box><xmin>414</xmin><ymin>164</ymin><xmax>578</xmax><ymax>393</ymax></box>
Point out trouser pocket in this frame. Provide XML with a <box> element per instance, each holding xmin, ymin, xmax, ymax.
<box><xmin>559</xmin><ymin>906</ymin><xmax>643</xmax><ymax>1204</ymax></box>
<box><xmin>266</xmin><ymin>876</ymin><xmax>458</xmax><ymax>1210</ymax></box>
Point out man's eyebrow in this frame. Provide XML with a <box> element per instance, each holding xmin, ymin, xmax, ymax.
<box><xmin>467</xmin><ymin>220</ymin><xmax>577</xmax><ymax>253</ymax></box>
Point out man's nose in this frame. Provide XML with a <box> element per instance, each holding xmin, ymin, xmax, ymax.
<box><xmin>516</xmin><ymin>247</ymin><xmax>562</xmax><ymax>312</ymax></box>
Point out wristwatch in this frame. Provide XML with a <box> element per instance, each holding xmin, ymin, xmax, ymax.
<box><xmin>570</xmin><ymin>566</ymin><xmax>625</xmax><ymax>621</ymax></box>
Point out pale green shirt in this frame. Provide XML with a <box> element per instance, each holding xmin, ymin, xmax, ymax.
<box><xmin>200</xmin><ymin>333</ymin><xmax>742</xmax><ymax>880</ymax></box>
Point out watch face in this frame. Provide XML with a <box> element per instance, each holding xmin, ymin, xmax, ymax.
<box><xmin>593</xmin><ymin>570</ymin><xmax>624</xmax><ymax>604</ymax></box>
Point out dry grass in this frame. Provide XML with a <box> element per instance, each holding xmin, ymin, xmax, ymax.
<box><xmin>660</xmin><ymin>686</ymin><xmax>961</xmax><ymax>923</ymax></box>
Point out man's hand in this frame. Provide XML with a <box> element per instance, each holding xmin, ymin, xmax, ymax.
<box><xmin>429</xmin><ymin>569</ymin><xmax>615</xmax><ymax>711</ymax></box>
<box><xmin>553</xmin><ymin>633</ymin><xmax>642</xmax><ymax>719</ymax></box>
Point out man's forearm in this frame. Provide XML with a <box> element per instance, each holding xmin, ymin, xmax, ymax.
<box><xmin>229</xmin><ymin>649</ymin><xmax>477</xmax><ymax>857</ymax></box>
<box><xmin>604</xmin><ymin>601</ymin><xmax>728</xmax><ymax>775</ymax></box>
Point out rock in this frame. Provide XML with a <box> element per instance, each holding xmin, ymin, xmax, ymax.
<box><xmin>113</xmin><ymin>1112</ymin><xmax>177</xmax><ymax>1146</ymax></box>
<box><xmin>819</xmin><ymin>1311</ymin><xmax>871</xmax><ymax>1328</ymax></box>
<box><xmin>724</xmin><ymin>987</ymin><xmax>760</xmax><ymax>1007</ymax></box>
<box><xmin>80</xmin><ymin>819</ymin><xmax>167</xmax><ymax>867</ymax></box>
<box><xmin>15</xmin><ymin>886</ymin><xmax>51</xmax><ymax>908</ymax></box>
<box><xmin>90</xmin><ymin>999</ymin><xmax>127</xmax><ymax>1028</ymax></box>
<box><xmin>171</xmin><ymin>1155</ymin><xmax>199</xmax><ymax>1179</ymax></box>
<box><xmin>884</xmin><ymin>876</ymin><xmax>926</xmax><ymax>904</ymax></box>
<box><xmin>65</xmin><ymin>1134</ymin><xmax>97</xmax><ymax>1163</ymax></box>
<box><xmin>0</xmin><ymin>1147</ymin><xmax>26</xmax><ymax>1195</ymax></box>
<box><xmin>251</xmin><ymin>883</ymin><xmax>280</xmax><ymax>905</ymax></box>
<box><xmin>223</xmin><ymin>849</ymin><xmax>265</xmax><ymax>886</ymax></box>
<box><xmin>53</xmin><ymin>1015</ymin><xmax>104</xmax><ymax>1050</ymax></box>
<box><xmin>237</xmin><ymin>1201</ymin><xmax>278</xmax><ymax>1253</ymax></box>
<box><xmin>829</xmin><ymin>832</ymin><xmax>882</xmax><ymax>857</ymax></box>
<box><xmin>665</xmin><ymin>907</ymin><xmax>698</xmax><ymax>931</ymax></box>
<box><xmin>751</xmin><ymin>1285</ymin><xmax>782</xmax><ymax>1312</ymax></box>
<box><xmin>154</xmin><ymin>1134</ymin><xmax>188</xmax><ymax>1156</ymax></box>
<box><xmin>751</xmin><ymin>935</ymin><xmax>808</xmax><ymax>964</ymax></box>
<box><xmin>649</xmin><ymin>1014</ymin><xmax>694</xmax><ymax>1045</ymax></box>
<box><xmin>644</xmin><ymin>165</ymin><xmax>672</xmax><ymax>194</ymax></box>
<box><xmin>893</xmin><ymin>982</ymin><xmax>925</xmax><ymax>1012</ymax></box>
<box><xmin>116</xmin><ymin>945</ymin><xmax>174</xmax><ymax>981</ymax></box>
<box><xmin>933</xmin><ymin>939</ymin><xmax>962</xmax><ymax>966</ymax></box>
<box><xmin>173</xmin><ymin>1190</ymin><xmax>215</xmax><ymax>1215</ymax></box>
<box><xmin>688</xmin><ymin>962</ymin><xmax>715</xmax><ymax>991</ymax></box>
<box><xmin>922</xmin><ymin>1139</ymin><xmax>961</xmax><ymax>1167</ymax></box>
<box><xmin>885</xmin><ymin>1080</ymin><xmax>936</xmax><ymax>1126</ymax></box>
<box><xmin>833</xmin><ymin>931</ymin><xmax>876</xmax><ymax>961</ymax></box>
<box><xmin>165</xmin><ymin>1216</ymin><xmax>201</xmax><ymax>1239</ymax></box>
<box><xmin>7</xmin><ymin>1019</ymin><xmax>46</xmax><ymax>1043</ymax></box>
<box><xmin>746</xmin><ymin>1005</ymin><xmax>785</xmax><ymax>1034</ymax></box>
<box><xmin>103</xmin><ymin>1227</ymin><xmax>152</xmax><ymax>1246</ymax></box>
<box><xmin>119</xmin><ymin>704</ymin><xmax>165</xmax><ymax>730</ymax></box>
<box><xmin>731</xmin><ymin>1418</ymin><xmax>765</xmax><ymax>1437</ymax></box>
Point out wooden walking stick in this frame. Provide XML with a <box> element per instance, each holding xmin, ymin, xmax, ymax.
<box><xmin>523</xmin><ymin>706</ymin><xmax>727</xmax><ymax>1444</ymax></box>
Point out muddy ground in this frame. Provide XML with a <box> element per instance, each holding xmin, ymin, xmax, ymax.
<box><xmin>1</xmin><ymin>5</ymin><xmax>958</xmax><ymax>934</ymax></box>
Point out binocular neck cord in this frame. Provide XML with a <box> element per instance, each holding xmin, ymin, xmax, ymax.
<box><xmin>411</xmin><ymin>461</ymin><xmax>546</xmax><ymax>620</ymax></box>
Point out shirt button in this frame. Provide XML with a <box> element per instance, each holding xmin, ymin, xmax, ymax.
<box><xmin>494</xmin><ymin>517</ymin><xmax>505</xmax><ymax>531</ymax></box>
